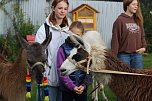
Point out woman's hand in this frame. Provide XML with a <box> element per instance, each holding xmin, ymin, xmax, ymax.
<box><xmin>136</xmin><ymin>48</ymin><xmax>146</xmax><ymax>54</ymax></box>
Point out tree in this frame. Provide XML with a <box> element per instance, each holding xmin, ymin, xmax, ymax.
<box><xmin>0</xmin><ymin>0</ymin><xmax>35</xmax><ymax>61</ymax></box>
<box><xmin>141</xmin><ymin>3</ymin><xmax>152</xmax><ymax>53</ymax></box>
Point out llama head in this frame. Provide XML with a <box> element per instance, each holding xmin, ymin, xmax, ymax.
<box><xmin>61</xmin><ymin>31</ymin><xmax>111</xmax><ymax>84</ymax></box>
<box><xmin>21</xmin><ymin>32</ymin><xmax>52</xmax><ymax>84</ymax></box>
<box><xmin>60</xmin><ymin>46</ymin><xmax>90</xmax><ymax>75</ymax></box>
<box><xmin>60</xmin><ymin>31</ymin><xmax>107</xmax><ymax>75</ymax></box>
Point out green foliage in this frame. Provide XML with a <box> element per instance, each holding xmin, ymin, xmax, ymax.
<box><xmin>10</xmin><ymin>3</ymin><xmax>35</xmax><ymax>60</ymax></box>
<box><xmin>6</xmin><ymin>30</ymin><xmax>19</xmax><ymax>61</ymax></box>
<box><xmin>141</xmin><ymin>3</ymin><xmax>152</xmax><ymax>53</ymax></box>
<box><xmin>143</xmin><ymin>53</ymin><xmax>152</xmax><ymax>68</ymax></box>
<box><xmin>145</xmin><ymin>32</ymin><xmax>152</xmax><ymax>53</ymax></box>
<box><xmin>146</xmin><ymin>44</ymin><xmax>152</xmax><ymax>53</ymax></box>
<box><xmin>0</xmin><ymin>35</ymin><xmax>5</xmax><ymax>47</ymax></box>
<box><xmin>0</xmin><ymin>29</ymin><xmax>19</xmax><ymax>61</ymax></box>
<box><xmin>0</xmin><ymin>35</ymin><xmax>10</xmax><ymax>56</ymax></box>
<box><xmin>19</xmin><ymin>19</ymin><xmax>35</xmax><ymax>38</ymax></box>
<box><xmin>0</xmin><ymin>3</ymin><xmax>36</xmax><ymax>61</ymax></box>
<box><xmin>13</xmin><ymin>4</ymin><xmax>35</xmax><ymax>38</ymax></box>
<box><xmin>141</xmin><ymin>4</ymin><xmax>152</xmax><ymax>34</ymax></box>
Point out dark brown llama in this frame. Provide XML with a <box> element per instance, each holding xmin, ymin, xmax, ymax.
<box><xmin>103</xmin><ymin>51</ymin><xmax>152</xmax><ymax>101</ymax></box>
<box><xmin>0</xmin><ymin>33</ymin><xmax>52</xmax><ymax>101</ymax></box>
<box><xmin>60</xmin><ymin>31</ymin><xmax>152</xmax><ymax>101</ymax></box>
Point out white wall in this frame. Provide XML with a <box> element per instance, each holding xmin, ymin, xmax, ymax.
<box><xmin>0</xmin><ymin>0</ymin><xmax>123</xmax><ymax>48</ymax></box>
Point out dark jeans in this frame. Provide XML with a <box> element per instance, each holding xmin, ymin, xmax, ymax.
<box><xmin>118</xmin><ymin>52</ymin><xmax>143</xmax><ymax>69</ymax></box>
<box><xmin>62</xmin><ymin>89</ymin><xmax>87</xmax><ymax>101</ymax></box>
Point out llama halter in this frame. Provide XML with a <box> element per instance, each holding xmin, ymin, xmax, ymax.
<box><xmin>25</xmin><ymin>62</ymin><xmax>49</xmax><ymax>101</ymax></box>
<box><xmin>43</xmin><ymin>74</ymin><xmax>49</xmax><ymax>101</ymax></box>
<box><xmin>67</xmin><ymin>55</ymin><xmax>152</xmax><ymax>77</ymax></box>
<box><xmin>25</xmin><ymin>70</ymin><xmax>49</xmax><ymax>101</ymax></box>
<box><xmin>26</xmin><ymin>69</ymin><xmax>31</xmax><ymax>98</ymax></box>
<box><xmin>28</xmin><ymin>62</ymin><xmax>45</xmax><ymax>70</ymax></box>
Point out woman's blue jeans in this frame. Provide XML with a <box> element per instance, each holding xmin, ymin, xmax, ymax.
<box><xmin>117</xmin><ymin>52</ymin><xmax>143</xmax><ymax>69</ymax></box>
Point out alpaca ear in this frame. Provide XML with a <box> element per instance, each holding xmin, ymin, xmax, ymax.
<box><xmin>41</xmin><ymin>32</ymin><xmax>52</xmax><ymax>49</ymax></box>
<box><xmin>16</xmin><ymin>32</ymin><xmax>29</xmax><ymax>49</ymax></box>
<box><xmin>20</xmin><ymin>37</ymin><xmax>29</xmax><ymax>49</ymax></box>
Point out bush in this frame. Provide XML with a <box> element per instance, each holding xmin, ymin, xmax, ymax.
<box><xmin>0</xmin><ymin>29</ymin><xmax>19</xmax><ymax>61</ymax></box>
<box><xmin>145</xmin><ymin>33</ymin><xmax>152</xmax><ymax>53</ymax></box>
<box><xmin>141</xmin><ymin>3</ymin><xmax>152</xmax><ymax>53</ymax></box>
<box><xmin>0</xmin><ymin>35</ymin><xmax>11</xmax><ymax>57</ymax></box>
<box><xmin>13</xmin><ymin>3</ymin><xmax>35</xmax><ymax>38</ymax></box>
<box><xmin>0</xmin><ymin>3</ymin><xmax>36</xmax><ymax>61</ymax></box>
<box><xmin>146</xmin><ymin>44</ymin><xmax>152</xmax><ymax>53</ymax></box>
<box><xmin>19</xmin><ymin>19</ymin><xmax>35</xmax><ymax>38</ymax></box>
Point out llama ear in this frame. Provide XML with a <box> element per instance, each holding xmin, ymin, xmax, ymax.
<box><xmin>20</xmin><ymin>37</ymin><xmax>29</xmax><ymax>49</ymax></box>
<box><xmin>41</xmin><ymin>32</ymin><xmax>52</xmax><ymax>49</ymax></box>
<box><xmin>16</xmin><ymin>32</ymin><xmax>29</xmax><ymax>49</ymax></box>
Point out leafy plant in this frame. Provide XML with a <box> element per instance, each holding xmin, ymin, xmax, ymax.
<box><xmin>13</xmin><ymin>3</ymin><xmax>35</xmax><ymax>38</ymax></box>
<box><xmin>141</xmin><ymin>3</ymin><xmax>152</xmax><ymax>53</ymax></box>
<box><xmin>0</xmin><ymin>2</ymin><xmax>36</xmax><ymax>61</ymax></box>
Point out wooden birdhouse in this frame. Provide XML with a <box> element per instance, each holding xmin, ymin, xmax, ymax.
<box><xmin>70</xmin><ymin>4</ymin><xmax>99</xmax><ymax>32</ymax></box>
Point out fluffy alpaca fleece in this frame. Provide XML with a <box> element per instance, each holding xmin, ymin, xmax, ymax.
<box><xmin>0</xmin><ymin>49</ymin><xmax>28</xmax><ymax>101</ymax></box>
<box><xmin>82</xmin><ymin>31</ymin><xmax>152</xmax><ymax>101</ymax></box>
<box><xmin>82</xmin><ymin>31</ymin><xmax>111</xmax><ymax>84</ymax></box>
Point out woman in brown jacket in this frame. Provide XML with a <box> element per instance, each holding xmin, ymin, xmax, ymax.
<box><xmin>111</xmin><ymin>0</ymin><xmax>147</xmax><ymax>69</ymax></box>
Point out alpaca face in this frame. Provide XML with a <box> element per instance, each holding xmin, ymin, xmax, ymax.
<box><xmin>60</xmin><ymin>47</ymin><xmax>89</xmax><ymax>75</ymax></box>
<box><xmin>61</xmin><ymin>31</ymin><xmax>112</xmax><ymax>85</ymax></box>
<box><xmin>26</xmin><ymin>43</ymin><xmax>47</xmax><ymax>84</ymax></box>
<box><xmin>22</xmin><ymin>32</ymin><xmax>52</xmax><ymax>84</ymax></box>
<box><xmin>60</xmin><ymin>48</ymin><xmax>78</xmax><ymax>75</ymax></box>
<box><xmin>60</xmin><ymin>31</ymin><xmax>107</xmax><ymax>76</ymax></box>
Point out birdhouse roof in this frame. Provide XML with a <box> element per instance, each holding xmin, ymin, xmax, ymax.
<box><xmin>70</xmin><ymin>4</ymin><xmax>99</xmax><ymax>13</ymax></box>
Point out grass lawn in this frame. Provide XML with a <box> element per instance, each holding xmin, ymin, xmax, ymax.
<box><xmin>143</xmin><ymin>53</ymin><xmax>152</xmax><ymax>68</ymax></box>
<box><xmin>26</xmin><ymin>53</ymin><xmax>152</xmax><ymax>101</ymax></box>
